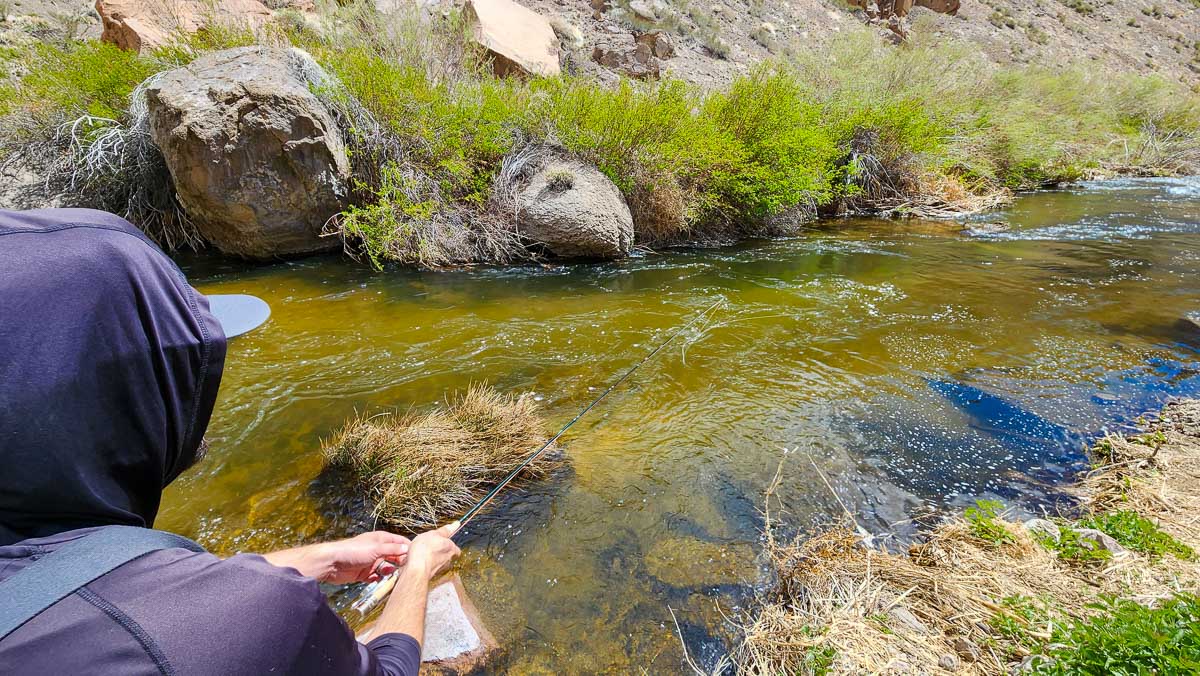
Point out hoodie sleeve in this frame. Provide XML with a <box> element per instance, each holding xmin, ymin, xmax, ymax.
<box><xmin>251</xmin><ymin>557</ymin><xmax>422</xmax><ymax>676</ymax></box>
<box><xmin>291</xmin><ymin>595</ymin><xmax>422</xmax><ymax>676</ymax></box>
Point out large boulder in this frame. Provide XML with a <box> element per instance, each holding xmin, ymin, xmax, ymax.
<box><xmin>514</xmin><ymin>154</ymin><xmax>633</xmax><ymax>259</ymax></box>
<box><xmin>464</xmin><ymin>0</ymin><xmax>560</xmax><ymax>77</ymax></box>
<box><xmin>146</xmin><ymin>47</ymin><xmax>349</xmax><ymax>259</ymax></box>
<box><xmin>95</xmin><ymin>0</ymin><xmax>273</xmax><ymax>52</ymax></box>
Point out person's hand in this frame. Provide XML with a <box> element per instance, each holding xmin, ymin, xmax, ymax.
<box><xmin>406</xmin><ymin>522</ymin><xmax>461</xmax><ymax>580</ymax></box>
<box><xmin>314</xmin><ymin>531</ymin><xmax>411</xmax><ymax>585</ymax></box>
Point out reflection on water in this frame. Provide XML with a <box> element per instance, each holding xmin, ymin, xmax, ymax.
<box><xmin>160</xmin><ymin>177</ymin><xmax>1200</xmax><ymax>672</ymax></box>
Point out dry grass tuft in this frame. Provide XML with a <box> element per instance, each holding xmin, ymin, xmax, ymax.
<box><xmin>841</xmin><ymin>128</ymin><xmax>1012</xmax><ymax>219</ymax></box>
<box><xmin>1081</xmin><ymin>400</ymin><xmax>1200</xmax><ymax>546</ymax></box>
<box><xmin>322</xmin><ymin>384</ymin><xmax>557</xmax><ymax>533</ymax></box>
<box><xmin>737</xmin><ymin>399</ymin><xmax>1200</xmax><ymax>674</ymax></box>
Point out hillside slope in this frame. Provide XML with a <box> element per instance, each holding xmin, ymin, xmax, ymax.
<box><xmin>523</xmin><ymin>0</ymin><xmax>1200</xmax><ymax>87</ymax></box>
<box><xmin>3</xmin><ymin>0</ymin><xmax>1197</xmax><ymax>87</ymax></box>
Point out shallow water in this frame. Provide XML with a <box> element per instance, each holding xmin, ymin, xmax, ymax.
<box><xmin>162</xmin><ymin>177</ymin><xmax>1200</xmax><ymax>672</ymax></box>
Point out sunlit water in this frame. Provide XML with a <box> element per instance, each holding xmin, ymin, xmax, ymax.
<box><xmin>160</xmin><ymin>177</ymin><xmax>1200</xmax><ymax>672</ymax></box>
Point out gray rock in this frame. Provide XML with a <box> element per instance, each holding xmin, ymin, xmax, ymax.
<box><xmin>146</xmin><ymin>47</ymin><xmax>349</xmax><ymax>259</ymax></box>
<box><xmin>1024</xmin><ymin>518</ymin><xmax>1061</xmax><ymax>542</ymax></box>
<box><xmin>938</xmin><ymin>653</ymin><xmax>959</xmax><ymax>671</ymax></box>
<box><xmin>1075</xmin><ymin>528</ymin><xmax>1130</xmax><ymax>557</ymax></box>
<box><xmin>887</xmin><ymin>606</ymin><xmax>929</xmax><ymax>635</ymax></box>
<box><xmin>628</xmin><ymin>0</ymin><xmax>656</xmax><ymax>21</ymax></box>
<box><xmin>548</xmin><ymin>14</ymin><xmax>585</xmax><ymax>49</ymax></box>
<box><xmin>515</xmin><ymin>154</ymin><xmax>633</xmax><ymax>259</ymax></box>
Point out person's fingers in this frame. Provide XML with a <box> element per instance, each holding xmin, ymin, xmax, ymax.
<box><xmin>435</xmin><ymin>521</ymin><xmax>461</xmax><ymax>538</ymax></box>
<box><xmin>372</xmin><ymin>531</ymin><xmax>410</xmax><ymax>545</ymax></box>
<box><xmin>376</xmin><ymin>542</ymin><xmax>410</xmax><ymax>558</ymax></box>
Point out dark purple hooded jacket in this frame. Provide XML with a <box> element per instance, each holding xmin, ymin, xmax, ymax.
<box><xmin>0</xmin><ymin>209</ymin><xmax>419</xmax><ymax>675</ymax></box>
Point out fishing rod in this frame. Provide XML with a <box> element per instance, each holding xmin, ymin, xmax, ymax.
<box><xmin>353</xmin><ymin>298</ymin><xmax>725</xmax><ymax>614</ymax></box>
<box><xmin>454</xmin><ymin>297</ymin><xmax>727</xmax><ymax>535</ymax></box>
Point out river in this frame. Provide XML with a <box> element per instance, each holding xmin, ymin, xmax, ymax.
<box><xmin>161</xmin><ymin>177</ymin><xmax>1200</xmax><ymax>672</ymax></box>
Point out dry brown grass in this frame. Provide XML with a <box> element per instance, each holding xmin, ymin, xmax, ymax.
<box><xmin>322</xmin><ymin>384</ymin><xmax>557</xmax><ymax>533</ymax></box>
<box><xmin>736</xmin><ymin>400</ymin><xmax>1200</xmax><ymax>674</ymax></box>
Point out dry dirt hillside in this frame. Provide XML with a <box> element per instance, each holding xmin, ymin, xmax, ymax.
<box><xmin>3</xmin><ymin>0</ymin><xmax>1198</xmax><ymax>87</ymax></box>
<box><xmin>525</xmin><ymin>0</ymin><xmax>1200</xmax><ymax>87</ymax></box>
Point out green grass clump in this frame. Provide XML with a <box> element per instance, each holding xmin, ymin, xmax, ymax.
<box><xmin>1032</xmin><ymin>594</ymin><xmax>1200</xmax><ymax>674</ymax></box>
<box><xmin>990</xmin><ymin>595</ymin><xmax>1059</xmax><ymax>657</ymax></box>
<box><xmin>1079</xmin><ymin>511</ymin><xmax>1195</xmax><ymax>560</ymax></box>
<box><xmin>1034</xmin><ymin>522</ymin><xmax>1114</xmax><ymax>565</ymax></box>
<box><xmin>964</xmin><ymin>499</ymin><xmax>1016</xmax><ymax>545</ymax></box>
<box><xmin>0</xmin><ymin>41</ymin><xmax>161</xmax><ymax>121</ymax></box>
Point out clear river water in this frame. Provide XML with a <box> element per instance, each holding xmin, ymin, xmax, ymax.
<box><xmin>162</xmin><ymin>177</ymin><xmax>1200</xmax><ymax>673</ymax></box>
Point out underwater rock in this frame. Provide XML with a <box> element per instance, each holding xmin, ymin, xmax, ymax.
<box><xmin>421</xmin><ymin>575</ymin><xmax>500</xmax><ymax>672</ymax></box>
<box><xmin>644</xmin><ymin>537</ymin><xmax>756</xmax><ymax>588</ymax></box>
<box><xmin>458</xmin><ymin>556</ymin><xmax>524</xmax><ymax>645</ymax></box>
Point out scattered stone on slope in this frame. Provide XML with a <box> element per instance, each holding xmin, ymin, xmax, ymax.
<box><xmin>914</xmin><ymin>0</ymin><xmax>961</xmax><ymax>15</ymax></box>
<box><xmin>95</xmin><ymin>0</ymin><xmax>272</xmax><ymax>52</ymax></box>
<box><xmin>464</xmin><ymin>0</ymin><xmax>560</xmax><ymax>77</ymax></box>
<box><xmin>1074</xmin><ymin>528</ymin><xmax>1131</xmax><ymax>558</ymax></box>
<box><xmin>627</xmin><ymin>0</ymin><xmax>656</xmax><ymax>22</ymax></box>
<box><xmin>146</xmin><ymin>47</ymin><xmax>349</xmax><ymax>259</ymax></box>
<box><xmin>549</xmin><ymin>14</ymin><xmax>585</xmax><ymax>50</ymax></box>
<box><xmin>592</xmin><ymin>35</ymin><xmax>661</xmax><ymax>80</ymax></box>
<box><xmin>634</xmin><ymin>30</ymin><xmax>674</xmax><ymax>59</ymax></box>
<box><xmin>512</xmin><ymin>152</ymin><xmax>634</xmax><ymax>259</ymax></box>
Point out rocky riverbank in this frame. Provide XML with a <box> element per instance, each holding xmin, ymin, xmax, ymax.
<box><xmin>1</xmin><ymin>0</ymin><xmax>1197</xmax><ymax>266</ymax></box>
<box><xmin>736</xmin><ymin>399</ymin><xmax>1200</xmax><ymax>674</ymax></box>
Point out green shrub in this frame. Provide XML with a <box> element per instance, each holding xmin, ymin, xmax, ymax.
<box><xmin>964</xmin><ymin>499</ymin><xmax>1016</xmax><ymax>545</ymax></box>
<box><xmin>0</xmin><ymin>41</ymin><xmax>161</xmax><ymax>122</ymax></box>
<box><xmin>1032</xmin><ymin>595</ymin><xmax>1200</xmax><ymax>674</ymax></box>
<box><xmin>1034</xmin><ymin>522</ymin><xmax>1113</xmax><ymax>565</ymax></box>
<box><xmin>1079</xmin><ymin>511</ymin><xmax>1195</xmax><ymax>560</ymax></box>
<box><xmin>990</xmin><ymin>595</ymin><xmax>1059</xmax><ymax>657</ymax></box>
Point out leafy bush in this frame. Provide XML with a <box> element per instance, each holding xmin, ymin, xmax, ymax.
<box><xmin>1034</xmin><ymin>522</ymin><xmax>1114</xmax><ymax>565</ymax></box>
<box><xmin>0</xmin><ymin>41</ymin><xmax>161</xmax><ymax>122</ymax></box>
<box><xmin>964</xmin><ymin>499</ymin><xmax>1016</xmax><ymax>545</ymax></box>
<box><xmin>1079</xmin><ymin>511</ymin><xmax>1195</xmax><ymax>560</ymax></box>
<box><xmin>1032</xmin><ymin>595</ymin><xmax>1200</xmax><ymax>674</ymax></box>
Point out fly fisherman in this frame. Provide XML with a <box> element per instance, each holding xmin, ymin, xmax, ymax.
<box><xmin>0</xmin><ymin>209</ymin><xmax>461</xmax><ymax>674</ymax></box>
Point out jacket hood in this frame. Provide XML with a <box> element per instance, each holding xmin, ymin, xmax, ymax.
<box><xmin>0</xmin><ymin>209</ymin><xmax>226</xmax><ymax>546</ymax></box>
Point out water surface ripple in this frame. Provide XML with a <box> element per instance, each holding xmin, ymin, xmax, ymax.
<box><xmin>163</xmin><ymin>177</ymin><xmax>1200</xmax><ymax>672</ymax></box>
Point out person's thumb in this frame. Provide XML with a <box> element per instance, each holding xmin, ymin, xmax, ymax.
<box><xmin>437</xmin><ymin>521</ymin><xmax>461</xmax><ymax>538</ymax></box>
